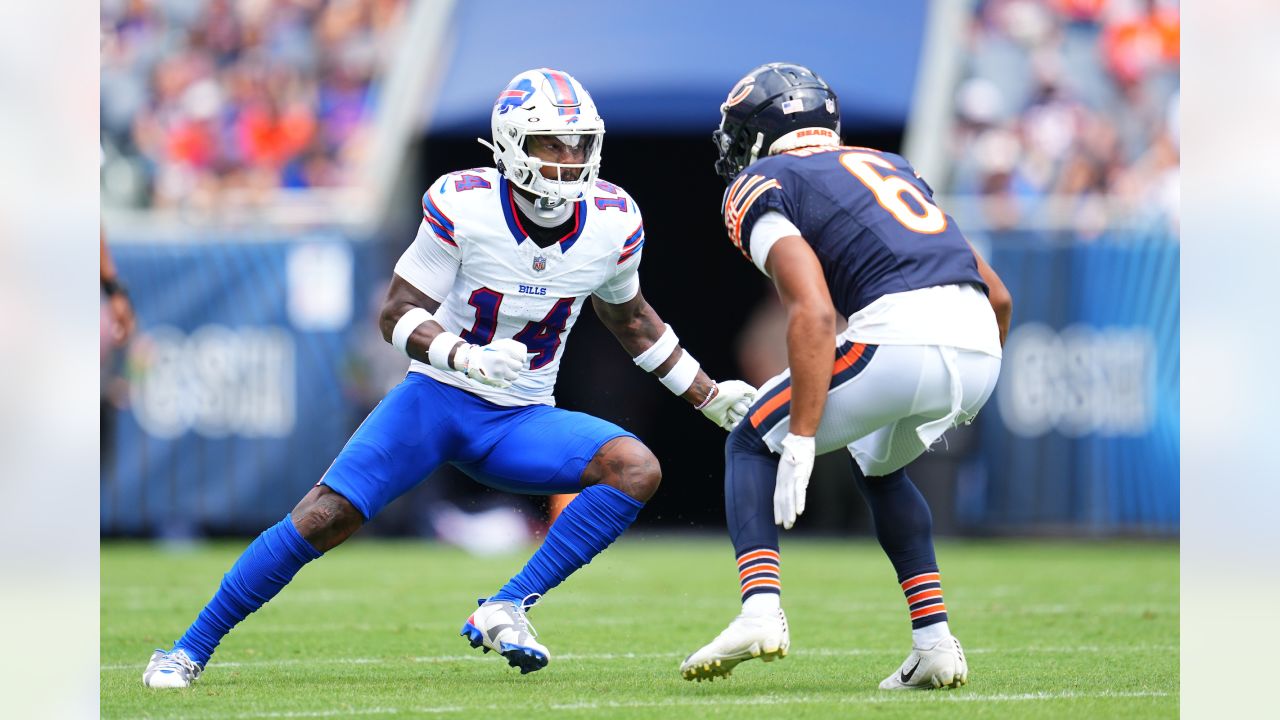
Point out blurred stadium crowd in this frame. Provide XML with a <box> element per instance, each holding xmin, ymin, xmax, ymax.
<box><xmin>949</xmin><ymin>0</ymin><xmax>1179</xmax><ymax>235</ymax></box>
<box><xmin>100</xmin><ymin>0</ymin><xmax>406</xmax><ymax>210</ymax></box>
<box><xmin>99</xmin><ymin>0</ymin><xmax>1179</xmax><ymax>232</ymax></box>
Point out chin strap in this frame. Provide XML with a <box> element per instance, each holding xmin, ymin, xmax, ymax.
<box><xmin>748</xmin><ymin>131</ymin><xmax>765</xmax><ymax>167</ymax></box>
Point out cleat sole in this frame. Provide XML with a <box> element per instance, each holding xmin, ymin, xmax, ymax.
<box><xmin>461</xmin><ymin>621</ymin><xmax>548</xmax><ymax>674</ymax></box>
<box><xmin>680</xmin><ymin>648</ymin><xmax>785</xmax><ymax>681</ymax></box>
<box><xmin>499</xmin><ymin>642</ymin><xmax>549</xmax><ymax>674</ymax></box>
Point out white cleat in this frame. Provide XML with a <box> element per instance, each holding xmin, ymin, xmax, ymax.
<box><xmin>142</xmin><ymin>648</ymin><xmax>203</xmax><ymax>688</ymax></box>
<box><xmin>680</xmin><ymin>609</ymin><xmax>789</xmax><ymax>681</ymax></box>
<box><xmin>460</xmin><ymin>595</ymin><xmax>551</xmax><ymax>674</ymax></box>
<box><xmin>878</xmin><ymin>635</ymin><xmax>968</xmax><ymax>690</ymax></box>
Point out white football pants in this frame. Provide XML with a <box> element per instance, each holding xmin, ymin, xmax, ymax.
<box><xmin>754</xmin><ymin>343</ymin><xmax>1001</xmax><ymax>477</ymax></box>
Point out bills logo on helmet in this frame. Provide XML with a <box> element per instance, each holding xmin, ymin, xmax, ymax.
<box><xmin>497</xmin><ymin>78</ymin><xmax>536</xmax><ymax>114</ymax></box>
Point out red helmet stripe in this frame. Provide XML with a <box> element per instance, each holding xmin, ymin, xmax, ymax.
<box><xmin>542</xmin><ymin>70</ymin><xmax>579</xmax><ymax>106</ymax></box>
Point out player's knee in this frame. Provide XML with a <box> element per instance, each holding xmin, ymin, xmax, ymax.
<box><xmin>626</xmin><ymin>442</ymin><xmax>663</xmax><ymax>501</ymax></box>
<box><xmin>290</xmin><ymin>485</ymin><xmax>364</xmax><ymax>552</ymax></box>
<box><xmin>585</xmin><ymin>436</ymin><xmax>662</xmax><ymax>503</ymax></box>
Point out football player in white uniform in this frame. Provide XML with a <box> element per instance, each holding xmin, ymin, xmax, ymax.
<box><xmin>143</xmin><ymin>68</ymin><xmax>757</xmax><ymax>688</ymax></box>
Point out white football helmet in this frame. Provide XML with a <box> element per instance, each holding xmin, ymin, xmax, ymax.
<box><xmin>480</xmin><ymin>68</ymin><xmax>605</xmax><ymax>204</ymax></box>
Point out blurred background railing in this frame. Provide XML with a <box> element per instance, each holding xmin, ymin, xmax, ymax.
<box><xmin>101</xmin><ymin>0</ymin><xmax>1178</xmax><ymax>539</ymax></box>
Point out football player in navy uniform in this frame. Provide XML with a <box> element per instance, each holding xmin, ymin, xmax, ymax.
<box><xmin>143</xmin><ymin>68</ymin><xmax>758</xmax><ymax>687</ymax></box>
<box><xmin>681</xmin><ymin>63</ymin><xmax>1012</xmax><ymax>690</ymax></box>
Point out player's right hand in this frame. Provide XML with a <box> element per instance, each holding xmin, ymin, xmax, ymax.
<box><xmin>699</xmin><ymin>380</ymin><xmax>757</xmax><ymax>430</ymax></box>
<box><xmin>457</xmin><ymin>338</ymin><xmax>529</xmax><ymax>388</ymax></box>
<box><xmin>774</xmin><ymin>433</ymin><xmax>816</xmax><ymax>530</ymax></box>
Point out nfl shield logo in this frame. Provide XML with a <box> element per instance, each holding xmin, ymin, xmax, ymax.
<box><xmin>532</xmin><ymin>255</ymin><xmax>547</xmax><ymax>272</ymax></box>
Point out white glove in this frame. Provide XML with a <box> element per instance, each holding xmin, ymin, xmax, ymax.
<box><xmin>698</xmin><ymin>380</ymin><xmax>758</xmax><ymax>430</ymax></box>
<box><xmin>454</xmin><ymin>338</ymin><xmax>529</xmax><ymax>388</ymax></box>
<box><xmin>774</xmin><ymin>433</ymin><xmax>815</xmax><ymax>530</ymax></box>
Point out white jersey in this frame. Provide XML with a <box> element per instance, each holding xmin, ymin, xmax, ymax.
<box><xmin>394</xmin><ymin>168</ymin><xmax>646</xmax><ymax>407</ymax></box>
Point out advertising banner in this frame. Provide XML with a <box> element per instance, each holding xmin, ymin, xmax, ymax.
<box><xmin>962</xmin><ymin>228</ymin><xmax>1179</xmax><ymax>534</ymax></box>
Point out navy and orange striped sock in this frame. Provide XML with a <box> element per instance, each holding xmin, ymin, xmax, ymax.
<box><xmin>737</xmin><ymin>547</ymin><xmax>781</xmax><ymax>609</ymax></box>
<box><xmin>902</xmin><ymin>571</ymin><xmax>947</xmax><ymax>626</ymax></box>
<box><xmin>900</xmin><ymin>570</ymin><xmax>951</xmax><ymax>644</ymax></box>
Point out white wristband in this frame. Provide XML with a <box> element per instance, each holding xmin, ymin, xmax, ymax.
<box><xmin>428</xmin><ymin>331</ymin><xmax>465</xmax><ymax>371</ymax></box>
<box><xmin>633</xmin><ymin>324</ymin><xmax>679</xmax><ymax>372</ymax></box>
<box><xmin>659</xmin><ymin>351</ymin><xmax>700</xmax><ymax>396</ymax></box>
<box><xmin>391</xmin><ymin>307</ymin><xmax>433</xmax><ymax>356</ymax></box>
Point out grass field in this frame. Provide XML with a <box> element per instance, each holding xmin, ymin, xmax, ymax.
<box><xmin>102</xmin><ymin>536</ymin><xmax>1178</xmax><ymax>719</ymax></box>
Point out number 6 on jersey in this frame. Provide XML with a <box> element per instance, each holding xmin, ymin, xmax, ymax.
<box><xmin>839</xmin><ymin>151</ymin><xmax>947</xmax><ymax>235</ymax></box>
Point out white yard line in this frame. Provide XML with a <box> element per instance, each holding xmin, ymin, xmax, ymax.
<box><xmin>102</xmin><ymin>644</ymin><xmax>1178</xmax><ymax>671</ymax></box>
<box><xmin>118</xmin><ymin>690</ymin><xmax>1173</xmax><ymax>719</ymax></box>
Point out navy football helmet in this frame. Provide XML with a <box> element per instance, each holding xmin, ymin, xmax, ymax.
<box><xmin>712</xmin><ymin>63</ymin><xmax>841</xmax><ymax>183</ymax></box>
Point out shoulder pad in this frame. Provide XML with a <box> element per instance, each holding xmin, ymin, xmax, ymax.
<box><xmin>421</xmin><ymin>181</ymin><xmax>457</xmax><ymax>247</ymax></box>
<box><xmin>432</xmin><ymin>167</ymin><xmax>500</xmax><ymax>198</ymax></box>
<box><xmin>587</xmin><ymin>177</ymin><xmax>641</xmax><ymax>218</ymax></box>
<box><xmin>586</xmin><ymin>176</ymin><xmax>637</xmax><ymax>208</ymax></box>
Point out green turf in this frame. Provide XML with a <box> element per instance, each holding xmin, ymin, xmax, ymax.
<box><xmin>102</xmin><ymin>536</ymin><xmax>1178</xmax><ymax>719</ymax></box>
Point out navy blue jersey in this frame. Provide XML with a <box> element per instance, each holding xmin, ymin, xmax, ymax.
<box><xmin>722</xmin><ymin>146</ymin><xmax>986</xmax><ymax>316</ymax></box>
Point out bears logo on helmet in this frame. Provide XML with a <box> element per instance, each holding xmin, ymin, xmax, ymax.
<box><xmin>723</xmin><ymin>77</ymin><xmax>755</xmax><ymax>108</ymax></box>
<box><xmin>712</xmin><ymin>62</ymin><xmax>841</xmax><ymax>183</ymax></box>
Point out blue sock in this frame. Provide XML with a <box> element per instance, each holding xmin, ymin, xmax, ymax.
<box><xmin>492</xmin><ymin>484</ymin><xmax>643</xmax><ymax>603</ymax></box>
<box><xmin>174</xmin><ymin>515</ymin><xmax>322</xmax><ymax>664</ymax></box>
<box><xmin>853</xmin><ymin>465</ymin><xmax>948</xmax><ymax>628</ymax></box>
<box><xmin>724</xmin><ymin>421</ymin><xmax>782</xmax><ymax>601</ymax></box>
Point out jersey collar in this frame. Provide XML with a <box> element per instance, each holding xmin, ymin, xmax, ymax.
<box><xmin>499</xmin><ymin>176</ymin><xmax>588</xmax><ymax>252</ymax></box>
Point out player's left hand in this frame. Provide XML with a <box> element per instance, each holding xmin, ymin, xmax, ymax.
<box><xmin>698</xmin><ymin>380</ymin><xmax>757</xmax><ymax>430</ymax></box>
<box><xmin>774</xmin><ymin>433</ymin><xmax>815</xmax><ymax>530</ymax></box>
